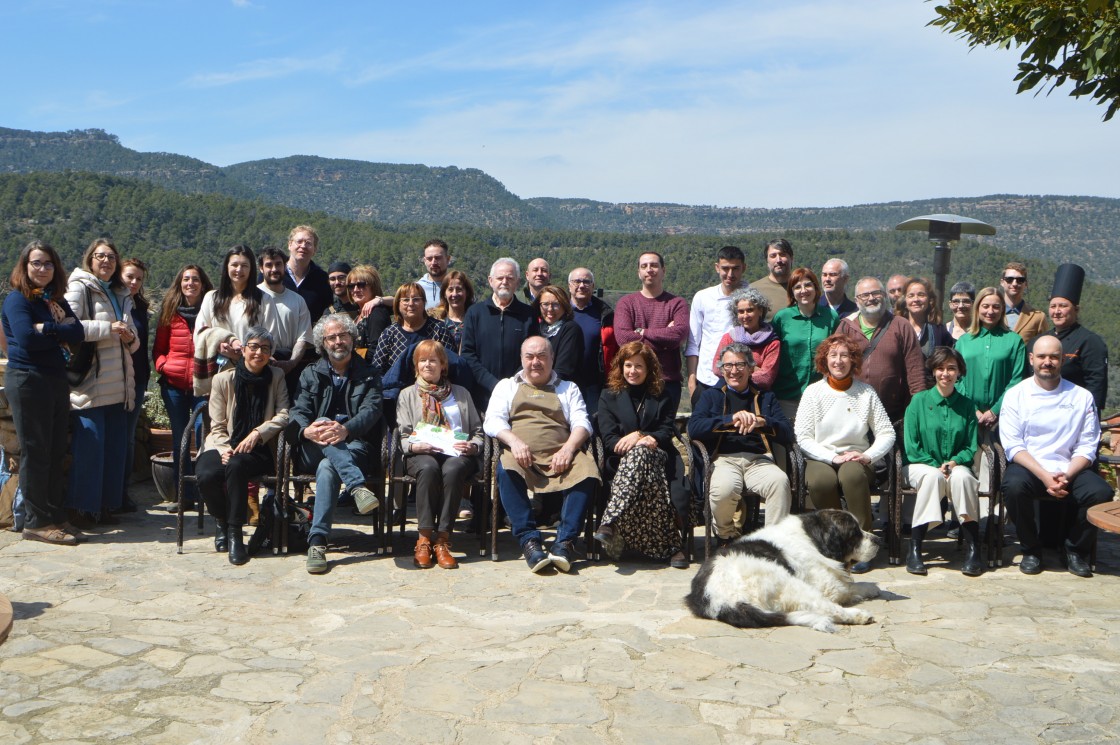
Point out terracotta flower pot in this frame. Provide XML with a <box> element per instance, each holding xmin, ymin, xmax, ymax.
<box><xmin>148</xmin><ymin>428</ymin><xmax>175</xmax><ymax>455</ymax></box>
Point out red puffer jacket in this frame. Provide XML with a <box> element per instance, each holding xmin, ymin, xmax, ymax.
<box><xmin>153</xmin><ymin>313</ymin><xmax>195</xmax><ymax>392</ymax></box>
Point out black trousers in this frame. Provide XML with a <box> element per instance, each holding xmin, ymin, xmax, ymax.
<box><xmin>406</xmin><ymin>453</ymin><xmax>477</xmax><ymax>532</ymax></box>
<box><xmin>197</xmin><ymin>446</ymin><xmax>273</xmax><ymax>527</ymax></box>
<box><xmin>1002</xmin><ymin>462</ymin><xmax>1112</xmax><ymax>555</ymax></box>
<box><xmin>7</xmin><ymin>367</ymin><xmax>71</xmax><ymax>529</ymax></box>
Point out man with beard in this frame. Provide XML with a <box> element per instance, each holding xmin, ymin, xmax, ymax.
<box><xmin>820</xmin><ymin>258</ymin><xmax>858</xmax><ymax>318</ymax></box>
<box><xmin>326</xmin><ymin>261</ymin><xmax>356</xmax><ymax>318</ymax></box>
<box><xmin>258</xmin><ymin>247</ymin><xmax>313</xmax><ymax>398</ymax></box>
<box><xmin>886</xmin><ymin>274</ymin><xmax>909</xmax><ymax>311</ymax></box>
<box><xmin>1001</xmin><ymin>262</ymin><xmax>1048</xmax><ymax>345</ymax></box>
<box><xmin>836</xmin><ymin>277</ymin><xmax>927</xmax><ymax>422</ymax></box>
<box><xmin>461</xmin><ymin>257</ymin><xmax>539</xmax><ymax>412</ymax></box>
<box><xmin>288</xmin><ymin>313</ymin><xmax>383</xmax><ymax>574</ymax></box>
<box><xmin>750</xmin><ymin>238</ymin><xmax>793</xmax><ymax>321</ymax></box>
<box><xmin>1000</xmin><ymin>335</ymin><xmax>1111</xmax><ymax>578</ymax></box>
<box><xmin>417</xmin><ymin>239</ymin><xmax>451</xmax><ymax>310</ymax></box>
<box><xmin>1031</xmin><ymin>263</ymin><xmax>1108</xmax><ymax>411</ymax></box>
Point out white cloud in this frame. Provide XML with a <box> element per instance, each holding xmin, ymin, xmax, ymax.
<box><xmin>185</xmin><ymin>52</ymin><xmax>342</xmax><ymax>88</ymax></box>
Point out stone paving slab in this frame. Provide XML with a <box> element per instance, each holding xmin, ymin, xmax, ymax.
<box><xmin>1</xmin><ymin>484</ymin><xmax>1119</xmax><ymax>743</ymax></box>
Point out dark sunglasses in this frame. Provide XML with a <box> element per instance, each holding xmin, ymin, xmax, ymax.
<box><xmin>1002</xmin><ymin>276</ymin><xmax>1026</xmax><ymax>284</ymax></box>
<box><xmin>347</xmin><ymin>282</ymin><xmax>368</xmax><ymax>290</ymax></box>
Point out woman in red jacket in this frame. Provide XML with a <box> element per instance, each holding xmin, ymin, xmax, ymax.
<box><xmin>152</xmin><ymin>264</ymin><xmax>214</xmax><ymax>509</ymax></box>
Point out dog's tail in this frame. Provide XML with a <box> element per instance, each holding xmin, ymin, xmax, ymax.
<box><xmin>685</xmin><ymin>585</ymin><xmax>789</xmax><ymax>628</ymax></box>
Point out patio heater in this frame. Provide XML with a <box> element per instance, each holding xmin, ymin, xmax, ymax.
<box><xmin>895</xmin><ymin>214</ymin><xmax>996</xmax><ymax>315</ymax></box>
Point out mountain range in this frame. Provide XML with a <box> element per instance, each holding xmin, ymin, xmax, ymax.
<box><xmin>2</xmin><ymin>126</ymin><xmax>1117</xmax><ymax>284</ymax></box>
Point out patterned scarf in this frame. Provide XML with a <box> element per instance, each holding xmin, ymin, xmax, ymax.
<box><xmin>418</xmin><ymin>376</ymin><xmax>453</xmax><ymax>426</ymax></box>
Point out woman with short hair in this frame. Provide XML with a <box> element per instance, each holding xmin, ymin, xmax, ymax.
<box><xmin>795</xmin><ymin>334</ymin><xmax>894</xmax><ymax>571</ymax></box>
<box><xmin>532</xmin><ymin>284</ymin><xmax>583</xmax><ymax>383</ymax></box>
<box><xmin>195</xmin><ymin>327</ymin><xmax>289</xmax><ymax>565</ymax></box>
<box><xmin>371</xmin><ymin>282</ymin><xmax>454</xmax><ymax>376</ymax></box>
<box><xmin>396</xmin><ymin>340</ymin><xmax>483</xmax><ymax>569</ymax></box>
<box><xmin>2</xmin><ymin>241</ymin><xmax>85</xmax><ymax>544</ymax></box>
<box><xmin>945</xmin><ymin>281</ymin><xmax>975</xmax><ymax>342</ymax></box>
<box><xmin>711</xmin><ymin>286</ymin><xmax>780</xmax><ymax>390</ymax></box>
<box><xmin>65</xmin><ymin>238</ymin><xmax>141</xmax><ymax>526</ymax></box>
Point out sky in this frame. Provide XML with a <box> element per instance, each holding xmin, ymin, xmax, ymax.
<box><xmin>2</xmin><ymin>0</ymin><xmax>1117</xmax><ymax>209</ymax></box>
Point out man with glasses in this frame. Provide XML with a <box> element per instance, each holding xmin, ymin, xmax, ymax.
<box><xmin>326</xmin><ymin>262</ymin><xmax>356</xmax><ymax>319</ymax></box>
<box><xmin>1000</xmin><ymin>262</ymin><xmax>1047</xmax><ymax>344</ymax></box>
<box><xmin>461</xmin><ymin>258</ymin><xmax>540</xmax><ymax>411</ymax></box>
<box><xmin>283</xmin><ymin>225</ymin><xmax>332</xmax><ymax>322</ymax></box>
<box><xmin>688</xmin><ymin>342</ymin><xmax>793</xmax><ymax>543</ymax></box>
<box><xmin>288</xmin><ymin>313</ymin><xmax>383</xmax><ymax>574</ymax></box>
<box><xmin>417</xmin><ymin>239</ymin><xmax>451</xmax><ymax>309</ymax></box>
<box><xmin>568</xmin><ymin>267</ymin><xmax>611</xmax><ymax>417</ymax></box>
<box><xmin>820</xmin><ymin>258</ymin><xmax>857</xmax><ymax>318</ymax></box>
<box><xmin>686</xmin><ymin>246</ymin><xmax>747</xmax><ymax>406</ymax></box>
<box><xmin>836</xmin><ymin>277</ymin><xmax>927</xmax><ymax>422</ymax></box>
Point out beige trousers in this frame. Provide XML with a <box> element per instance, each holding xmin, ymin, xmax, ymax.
<box><xmin>904</xmin><ymin>463</ymin><xmax>980</xmax><ymax>526</ymax></box>
<box><xmin>708</xmin><ymin>453</ymin><xmax>792</xmax><ymax>538</ymax></box>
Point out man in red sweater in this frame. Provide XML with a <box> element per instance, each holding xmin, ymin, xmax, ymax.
<box><xmin>613</xmin><ymin>251</ymin><xmax>690</xmax><ymax>411</ymax></box>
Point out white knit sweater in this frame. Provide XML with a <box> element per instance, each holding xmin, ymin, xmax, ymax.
<box><xmin>794</xmin><ymin>378</ymin><xmax>895</xmax><ymax>464</ymax></box>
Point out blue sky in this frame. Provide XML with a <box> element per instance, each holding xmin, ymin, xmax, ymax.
<box><xmin>3</xmin><ymin>0</ymin><xmax>1117</xmax><ymax>209</ymax></box>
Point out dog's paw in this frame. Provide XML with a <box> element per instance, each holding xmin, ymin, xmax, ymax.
<box><xmin>838</xmin><ymin>608</ymin><xmax>874</xmax><ymax>625</ymax></box>
<box><xmin>811</xmin><ymin>618</ymin><xmax>838</xmax><ymax>633</ymax></box>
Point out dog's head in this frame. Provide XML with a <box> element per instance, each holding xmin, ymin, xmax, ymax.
<box><xmin>799</xmin><ymin>509</ymin><xmax>880</xmax><ymax>565</ymax></box>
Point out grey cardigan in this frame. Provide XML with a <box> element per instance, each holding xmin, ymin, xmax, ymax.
<box><xmin>396</xmin><ymin>383</ymin><xmax>484</xmax><ymax>454</ymax></box>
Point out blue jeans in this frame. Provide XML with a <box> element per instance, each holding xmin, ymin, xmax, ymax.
<box><xmin>67</xmin><ymin>403</ymin><xmax>129</xmax><ymax>514</ymax></box>
<box><xmin>122</xmin><ymin>380</ymin><xmax>148</xmax><ymax>497</ymax></box>
<box><xmin>298</xmin><ymin>439</ymin><xmax>371</xmax><ymax>542</ymax></box>
<box><xmin>496</xmin><ymin>461</ymin><xmax>593</xmax><ymax>547</ymax></box>
<box><xmin>160</xmin><ymin>380</ymin><xmax>203</xmax><ymax>500</ymax></box>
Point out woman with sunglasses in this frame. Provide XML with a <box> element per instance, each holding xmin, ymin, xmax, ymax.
<box><xmin>64</xmin><ymin>238</ymin><xmax>141</xmax><ymax>526</ymax></box>
<box><xmin>345</xmin><ymin>265</ymin><xmax>391</xmax><ymax>359</ymax></box>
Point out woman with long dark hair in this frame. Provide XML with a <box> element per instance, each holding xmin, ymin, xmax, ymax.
<box><xmin>152</xmin><ymin>264</ymin><xmax>215</xmax><ymax>510</ymax></box>
<box><xmin>194</xmin><ymin>245</ymin><xmax>270</xmax><ymax>385</ymax></box>
<box><xmin>64</xmin><ymin>238</ymin><xmax>141</xmax><ymax>525</ymax></box>
<box><xmin>594</xmin><ymin>341</ymin><xmax>690</xmax><ymax>568</ymax></box>
<box><xmin>195</xmin><ymin>327</ymin><xmax>289</xmax><ymax>565</ymax></box>
<box><xmin>2</xmin><ymin>241</ymin><xmax>85</xmax><ymax>544</ymax></box>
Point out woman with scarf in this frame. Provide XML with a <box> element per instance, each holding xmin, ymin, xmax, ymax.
<box><xmin>532</xmin><ymin>284</ymin><xmax>583</xmax><ymax>383</ymax></box>
<box><xmin>195</xmin><ymin>327</ymin><xmax>289</xmax><ymax>565</ymax></box>
<box><xmin>795</xmin><ymin>334</ymin><xmax>895</xmax><ymax>572</ymax></box>
<box><xmin>65</xmin><ymin>238</ymin><xmax>140</xmax><ymax>526</ymax></box>
<box><xmin>152</xmin><ymin>264</ymin><xmax>214</xmax><ymax>510</ymax></box>
<box><xmin>594</xmin><ymin>341</ymin><xmax>690</xmax><ymax>569</ymax></box>
<box><xmin>2</xmin><ymin>241</ymin><xmax>86</xmax><ymax>545</ymax></box>
<box><xmin>711</xmin><ymin>287</ymin><xmax>780</xmax><ymax>390</ymax></box>
<box><xmin>396</xmin><ymin>340</ymin><xmax>482</xmax><ymax>569</ymax></box>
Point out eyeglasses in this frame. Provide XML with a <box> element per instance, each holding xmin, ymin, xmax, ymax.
<box><xmin>29</xmin><ymin>260</ymin><xmax>54</xmax><ymax>271</ymax></box>
<box><xmin>539</xmin><ymin>302</ymin><xmax>562</xmax><ymax>311</ymax></box>
<box><xmin>323</xmin><ymin>332</ymin><xmax>352</xmax><ymax>343</ymax></box>
<box><xmin>1002</xmin><ymin>276</ymin><xmax>1026</xmax><ymax>285</ymax></box>
<box><xmin>244</xmin><ymin>342</ymin><xmax>272</xmax><ymax>354</ymax></box>
<box><xmin>569</xmin><ymin>278</ymin><xmax>593</xmax><ymax>286</ymax></box>
<box><xmin>328</xmin><ymin>276</ymin><xmax>348</xmax><ymax>284</ymax></box>
<box><xmin>949</xmin><ymin>299</ymin><xmax>973</xmax><ymax>306</ymax></box>
<box><xmin>347</xmin><ymin>282</ymin><xmax>368</xmax><ymax>290</ymax></box>
<box><xmin>400</xmin><ymin>296</ymin><xmax>425</xmax><ymax>303</ymax></box>
<box><xmin>91</xmin><ymin>253</ymin><xmax>117</xmax><ymax>262</ymax></box>
<box><xmin>720</xmin><ymin>361</ymin><xmax>750</xmax><ymax>371</ymax></box>
<box><xmin>855</xmin><ymin>290</ymin><xmax>884</xmax><ymax>300</ymax></box>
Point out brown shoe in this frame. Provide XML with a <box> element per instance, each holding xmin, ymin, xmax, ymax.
<box><xmin>414</xmin><ymin>535</ymin><xmax>434</xmax><ymax>569</ymax></box>
<box><xmin>434</xmin><ymin>533</ymin><xmax>458</xmax><ymax>569</ymax></box>
<box><xmin>24</xmin><ymin>525</ymin><xmax>78</xmax><ymax>546</ymax></box>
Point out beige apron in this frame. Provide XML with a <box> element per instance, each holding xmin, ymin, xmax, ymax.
<box><xmin>499</xmin><ymin>383</ymin><xmax>600</xmax><ymax>494</ymax></box>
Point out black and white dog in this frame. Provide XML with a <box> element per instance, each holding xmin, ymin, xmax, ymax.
<box><xmin>686</xmin><ymin>510</ymin><xmax>881</xmax><ymax>633</ymax></box>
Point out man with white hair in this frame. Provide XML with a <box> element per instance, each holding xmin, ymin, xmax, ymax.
<box><xmin>820</xmin><ymin>258</ymin><xmax>857</xmax><ymax>317</ymax></box>
<box><xmin>461</xmin><ymin>257</ymin><xmax>539</xmax><ymax>411</ymax></box>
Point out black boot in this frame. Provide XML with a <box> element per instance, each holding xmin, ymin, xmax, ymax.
<box><xmin>228</xmin><ymin>525</ymin><xmax>249</xmax><ymax>565</ymax></box>
<box><xmin>906</xmin><ymin>524</ymin><xmax>928</xmax><ymax>575</ymax></box>
<box><xmin>214</xmin><ymin>521</ymin><xmax>229</xmax><ymax>553</ymax></box>
<box><xmin>960</xmin><ymin>521</ymin><xmax>984</xmax><ymax>577</ymax></box>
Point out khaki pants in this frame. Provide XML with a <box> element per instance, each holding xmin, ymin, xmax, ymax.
<box><xmin>904</xmin><ymin>463</ymin><xmax>979</xmax><ymax>526</ymax></box>
<box><xmin>708</xmin><ymin>453</ymin><xmax>792</xmax><ymax>538</ymax></box>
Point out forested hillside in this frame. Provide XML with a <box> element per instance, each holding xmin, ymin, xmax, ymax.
<box><xmin>2</xmin><ymin>127</ymin><xmax>1119</xmax><ymax>284</ymax></box>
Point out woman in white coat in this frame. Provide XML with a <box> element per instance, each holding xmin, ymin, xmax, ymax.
<box><xmin>64</xmin><ymin>238</ymin><xmax>140</xmax><ymax>526</ymax></box>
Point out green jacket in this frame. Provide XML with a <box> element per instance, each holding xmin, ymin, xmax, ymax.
<box><xmin>955</xmin><ymin>326</ymin><xmax>1025</xmax><ymax>414</ymax></box>
<box><xmin>903</xmin><ymin>387</ymin><xmax>977</xmax><ymax>467</ymax></box>
<box><xmin>771</xmin><ymin>304</ymin><xmax>838</xmax><ymax>401</ymax></box>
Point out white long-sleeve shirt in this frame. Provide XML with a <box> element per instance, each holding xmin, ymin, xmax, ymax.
<box><xmin>686</xmin><ymin>284</ymin><xmax>736</xmax><ymax>387</ymax></box>
<box><xmin>999</xmin><ymin>377</ymin><xmax>1100</xmax><ymax>472</ymax></box>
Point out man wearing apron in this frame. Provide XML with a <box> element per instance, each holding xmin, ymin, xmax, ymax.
<box><xmin>485</xmin><ymin>336</ymin><xmax>601</xmax><ymax>573</ymax></box>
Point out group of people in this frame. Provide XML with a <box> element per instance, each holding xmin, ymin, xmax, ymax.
<box><xmin>2</xmin><ymin>230</ymin><xmax>1113</xmax><ymax>579</ymax></box>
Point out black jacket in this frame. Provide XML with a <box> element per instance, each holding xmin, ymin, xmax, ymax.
<box><xmin>282</xmin><ymin>261</ymin><xmax>333</xmax><ymax>323</ymax></box>
<box><xmin>287</xmin><ymin>354</ymin><xmax>383</xmax><ymax>444</ymax></box>
<box><xmin>460</xmin><ymin>297</ymin><xmax>539</xmax><ymax>408</ymax></box>
<box><xmin>546</xmin><ymin>319</ymin><xmax>584</xmax><ymax>383</ymax></box>
<box><xmin>597</xmin><ymin>386</ymin><xmax>678</xmax><ymax>455</ymax></box>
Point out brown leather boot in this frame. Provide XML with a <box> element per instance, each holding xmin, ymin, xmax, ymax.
<box><xmin>414</xmin><ymin>532</ymin><xmax>434</xmax><ymax>569</ymax></box>
<box><xmin>433</xmin><ymin>532</ymin><xmax>458</xmax><ymax>569</ymax></box>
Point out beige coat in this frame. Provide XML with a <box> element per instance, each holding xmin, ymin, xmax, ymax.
<box><xmin>396</xmin><ymin>383</ymin><xmax>484</xmax><ymax>454</ymax></box>
<box><xmin>203</xmin><ymin>366</ymin><xmax>290</xmax><ymax>454</ymax></box>
<box><xmin>1014</xmin><ymin>302</ymin><xmax>1048</xmax><ymax>344</ymax></box>
<box><xmin>65</xmin><ymin>268</ymin><xmax>139</xmax><ymax>411</ymax></box>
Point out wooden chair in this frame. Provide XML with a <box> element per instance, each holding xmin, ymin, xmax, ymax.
<box><xmin>384</xmin><ymin>428</ymin><xmax>493</xmax><ymax>556</ymax></box>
